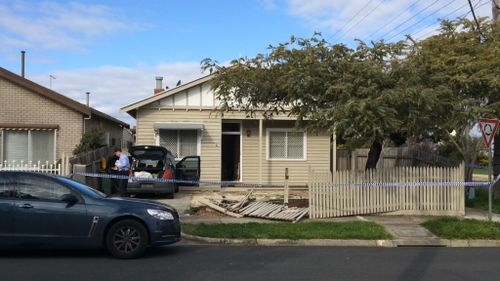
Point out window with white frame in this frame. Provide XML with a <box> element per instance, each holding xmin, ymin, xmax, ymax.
<box><xmin>3</xmin><ymin>130</ymin><xmax>56</xmax><ymax>162</ymax></box>
<box><xmin>159</xmin><ymin>130</ymin><xmax>199</xmax><ymax>159</ymax></box>
<box><xmin>267</xmin><ymin>129</ymin><xmax>306</xmax><ymax>160</ymax></box>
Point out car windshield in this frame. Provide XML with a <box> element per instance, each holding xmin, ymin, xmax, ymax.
<box><xmin>57</xmin><ymin>177</ymin><xmax>107</xmax><ymax>198</ymax></box>
<box><xmin>135</xmin><ymin>159</ymin><xmax>163</xmax><ymax>169</ymax></box>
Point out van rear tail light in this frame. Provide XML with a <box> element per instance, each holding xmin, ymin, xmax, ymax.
<box><xmin>163</xmin><ymin>168</ymin><xmax>174</xmax><ymax>179</ymax></box>
<box><xmin>129</xmin><ymin>170</ymin><xmax>133</xmax><ymax>177</ymax></box>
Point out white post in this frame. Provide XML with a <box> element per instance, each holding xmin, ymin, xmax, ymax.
<box><xmin>332</xmin><ymin>130</ymin><xmax>337</xmax><ymax>172</ymax></box>
<box><xmin>488</xmin><ymin>147</ymin><xmax>493</xmax><ymax>221</ymax></box>
<box><xmin>284</xmin><ymin>168</ymin><xmax>289</xmax><ymax>206</ymax></box>
<box><xmin>53</xmin><ymin>129</ymin><xmax>57</xmax><ymax>163</ymax></box>
<box><xmin>259</xmin><ymin>119</ymin><xmax>263</xmax><ymax>185</ymax></box>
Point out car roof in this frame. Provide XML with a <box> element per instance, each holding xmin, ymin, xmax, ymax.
<box><xmin>129</xmin><ymin>145</ymin><xmax>174</xmax><ymax>158</ymax></box>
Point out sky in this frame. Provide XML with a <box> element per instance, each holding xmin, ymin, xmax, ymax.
<box><xmin>0</xmin><ymin>0</ymin><xmax>493</xmax><ymax>126</ymax></box>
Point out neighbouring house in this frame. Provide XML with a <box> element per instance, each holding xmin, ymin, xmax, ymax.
<box><xmin>0</xmin><ymin>66</ymin><xmax>133</xmax><ymax>164</ymax></box>
<box><xmin>121</xmin><ymin>75</ymin><xmax>335</xmax><ymax>186</ymax></box>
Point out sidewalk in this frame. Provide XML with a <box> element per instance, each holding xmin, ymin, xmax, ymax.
<box><xmin>159</xmin><ymin>191</ymin><xmax>500</xmax><ymax>247</ymax></box>
<box><xmin>464</xmin><ymin>208</ymin><xmax>500</xmax><ymax>222</ymax></box>
<box><xmin>364</xmin><ymin>215</ymin><xmax>444</xmax><ymax>246</ymax></box>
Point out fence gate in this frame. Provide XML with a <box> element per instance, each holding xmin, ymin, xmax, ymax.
<box><xmin>308</xmin><ymin>164</ymin><xmax>465</xmax><ymax>218</ymax></box>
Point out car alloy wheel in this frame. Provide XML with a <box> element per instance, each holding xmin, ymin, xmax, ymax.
<box><xmin>113</xmin><ymin>226</ymin><xmax>141</xmax><ymax>254</ymax></box>
<box><xmin>106</xmin><ymin>219</ymin><xmax>148</xmax><ymax>259</ymax></box>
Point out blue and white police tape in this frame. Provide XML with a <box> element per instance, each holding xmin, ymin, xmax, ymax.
<box><xmin>324</xmin><ymin>181</ymin><xmax>491</xmax><ymax>188</ymax></box>
<box><xmin>72</xmin><ymin>172</ymin><xmax>282</xmax><ymax>187</ymax></box>
<box><xmin>72</xmin><ymin>172</ymin><xmax>493</xmax><ymax>188</ymax></box>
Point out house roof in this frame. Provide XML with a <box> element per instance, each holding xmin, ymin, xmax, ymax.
<box><xmin>0</xmin><ymin>66</ymin><xmax>130</xmax><ymax>129</ymax></box>
<box><xmin>90</xmin><ymin>108</ymin><xmax>130</xmax><ymax>128</ymax></box>
<box><xmin>0</xmin><ymin>67</ymin><xmax>91</xmax><ymax>116</ymax></box>
<box><xmin>120</xmin><ymin>73</ymin><xmax>214</xmax><ymax>118</ymax></box>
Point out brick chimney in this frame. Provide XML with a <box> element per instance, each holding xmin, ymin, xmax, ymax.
<box><xmin>154</xmin><ymin>76</ymin><xmax>163</xmax><ymax>95</ymax></box>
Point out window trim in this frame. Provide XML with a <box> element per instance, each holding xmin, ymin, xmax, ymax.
<box><xmin>2</xmin><ymin>129</ymin><xmax>57</xmax><ymax>163</ymax></box>
<box><xmin>266</xmin><ymin>128</ymin><xmax>307</xmax><ymax>161</ymax></box>
<box><xmin>155</xmin><ymin>129</ymin><xmax>201</xmax><ymax>161</ymax></box>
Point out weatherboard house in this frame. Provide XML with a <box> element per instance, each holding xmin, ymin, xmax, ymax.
<box><xmin>121</xmin><ymin>75</ymin><xmax>335</xmax><ymax>186</ymax></box>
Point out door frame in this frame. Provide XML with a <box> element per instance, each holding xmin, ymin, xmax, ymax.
<box><xmin>221</xmin><ymin>120</ymin><xmax>243</xmax><ymax>182</ymax></box>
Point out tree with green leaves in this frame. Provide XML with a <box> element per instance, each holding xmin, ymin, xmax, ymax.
<box><xmin>406</xmin><ymin>18</ymin><xmax>500</xmax><ymax>182</ymax></box>
<box><xmin>202</xmin><ymin>34</ymin><xmax>435</xmax><ymax>170</ymax></box>
<box><xmin>73</xmin><ymin>127</ymin><xmax>105</xmax><ymax>156</ymax></box>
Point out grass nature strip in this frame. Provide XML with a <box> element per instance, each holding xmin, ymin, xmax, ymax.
<box><xmin>423</xmin><ymin>218</ymin><xmax>500</xmax><ymax>240</ymax></box>
<box><xmin>182</xmin><ymin>221</ymin><xmax>392</xmax><ymax>240</ymax></box>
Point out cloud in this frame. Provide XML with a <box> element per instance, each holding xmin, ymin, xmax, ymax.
<box><xmin>27</xmin><ymin>62</ymin><xmax>208</xmax><ymax>126</ymax></box>
<box><xmin>0</xmin><ymin>1</ymin><xmax>134</xmax><ymax>52</ymax></box>
<box><xmin>284</xmin><ymin>0</ymin><xmax>493</xmax><ymax>42</ymax></box>
<box><xmin>259</xmin><ymin>0</ymin><xmax>278</xmax><ymax>10</ymax></box>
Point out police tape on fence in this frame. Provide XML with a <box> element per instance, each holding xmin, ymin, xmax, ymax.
<box><xmin>71</xmin><ymin>172</ymin><xmax>494</xmax><ymax>188</ymax></box>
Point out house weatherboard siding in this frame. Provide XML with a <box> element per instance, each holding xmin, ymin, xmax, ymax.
<box><xmin>136</xmin><ymin>108</ymin><xmax>222</xmax><ymax>183</ymax></box>
<box><xmin>0</xmin><ymin>77</ymin><xmax>83</xmax><ymax>161</ymax></box>
<box><xmin>124</xmin><ymin>75</ymin><xmax>333</xmax><ymax>186</ymax></box>
<box><xmin>241</xmin><ymin>119</ymin><xmax>330</xmax><ymax>185</ymax></box>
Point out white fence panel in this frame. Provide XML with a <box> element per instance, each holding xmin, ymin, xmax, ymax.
<box><xmin>309</xmin><ymin>164</ymin><xmax>465</xmax><ymax>218</ymax></box>
<box><xmin>0</xmin><ymin>160</ymin><xmax>61</xmax><ymax>175</ymax></box>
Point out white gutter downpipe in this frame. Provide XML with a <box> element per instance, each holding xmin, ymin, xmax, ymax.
<box><xmin>83</xmin><ymin>92</ymin><xmax>92</xmax><ymax>134</ymax></box>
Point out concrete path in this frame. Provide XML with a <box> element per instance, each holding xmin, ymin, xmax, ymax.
<box><xmin>155</xmin><ymin>191</ymin><xmax>193</xmax><ymax>215</ymax></box>
<box><xmin>465</xmin><ymin>208</ymin><xmax>500</xmax><ymax>222</ymax></box>
<box><xmin>364</xmin><ymin>216</ymin><xmax>443</xmax><ymax>246</ymax></box>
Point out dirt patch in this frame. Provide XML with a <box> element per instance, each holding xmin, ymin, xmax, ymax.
<box><xmin>185</xmin><ymin>206</ymin><xmax>226</xmax><ymax>217</ymax></box>
<box><xmin>268</xmin><ymin>199</ymin><xmax>309</xmax><ymax>208</ymax></box>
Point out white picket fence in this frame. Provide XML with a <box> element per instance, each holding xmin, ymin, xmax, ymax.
<box><xmin>0</xmin><ymin>156</ymin><xmax>71</xmax><ymax>176</ymax></box>
<box><xmin>309</xmin><ymin>164</ymin><xmax>465</xmax><ymax>218</ymax></box>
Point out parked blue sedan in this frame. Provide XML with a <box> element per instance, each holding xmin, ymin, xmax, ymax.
<box><xmin>0</xmin><ymin>171</ymin><xmax>181</xmax><ymax>258</ymax></box>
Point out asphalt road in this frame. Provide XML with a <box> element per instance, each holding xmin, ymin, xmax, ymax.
<box><xmin>1</xmin><ymin>244</ymin><xmax>500</xmax><ymax>281</ymax></box>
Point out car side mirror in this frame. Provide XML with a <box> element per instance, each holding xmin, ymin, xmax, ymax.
<box><xmin>61</xmin><ymin>193</ymin><xmax>79</xmax><ymax>204</ymax></box>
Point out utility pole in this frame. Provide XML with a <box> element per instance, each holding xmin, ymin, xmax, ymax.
<box><xmin>493</xmin><ymin>0</ymin><xmax>500</xmax><ymax>199</ymax></box>
<box><xmin>494</xmin><ymin>0</ymin><xmax>499</xmax><ymax>21</ymax></box>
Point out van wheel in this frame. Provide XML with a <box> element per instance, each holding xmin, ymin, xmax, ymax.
<box><xmin>106</xmin><ymin>219</ymin><xmax>148</xmax><ymax>259</ymax></box>
<box><xmin>166</xmin><ymin>192</ymin><xmax>174</xmax><ymax>199</ymax></box>
<box><xmin>175</xmin><ymin>185</ymin><xmax>179</xmax><ymax>193</ymax></box>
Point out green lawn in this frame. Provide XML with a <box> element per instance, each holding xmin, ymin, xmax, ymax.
<box><xmin>423</xmin><ymin>217</ymin><xmax>500</xmax><ymax>240</ymax></box>
<box><xmin>182</xmin><ymin>221</ymin><xmax>392</xmax><ymax>240</ymax></box>
<box><xmin>465</xmin><ymin>189</ymin><xmax>500</xmax><ymax>214</ymax></box>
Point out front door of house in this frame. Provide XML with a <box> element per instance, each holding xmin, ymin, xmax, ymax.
<box><xmin>221</xmin><ymin>122</ymin><xmax>241</xmax><ymax>181</ymax></box>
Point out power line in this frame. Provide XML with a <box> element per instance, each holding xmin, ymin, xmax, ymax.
<box><xmin>326</xmin><ymin>0</ymin><xmax>376</xmax><ymax>42</ymax></box>
<box><xmin>338</xmin><ymin>0</ymin><xmax>386</xmax><ymax>41</ymax></box>
<box><xmin>415</xmin><ymin>0</ymin><xmax>488</xmax><ymax>40</ymax></box>
<box><xmin>368</xmin><ymin>0</ymin><xmax>422</xmax><ymax>41</ymax></box>
<box><xmin>410</xmin><ymin>0</ymin><xmax>478</xmax><ymax>39</ymax></box>
<box><xmin>386</xmin><ymin>0</ymin><xmax>456</xmax><ymax>42</ymax></box>
<box><xmin>376</xmin><ymin>0</ymin><xmax>440</xmax><ymax>41</ymax></box>
<box><xmin>467</xmin><ymin>0</ymin><xmax>485</xmax><ymax>38</ymax></box>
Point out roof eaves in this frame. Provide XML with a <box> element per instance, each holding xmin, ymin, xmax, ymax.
<box><xmin>120</xmin><ymin>73</ymin><xmax>214</xmax><ymax>114</ymax></box>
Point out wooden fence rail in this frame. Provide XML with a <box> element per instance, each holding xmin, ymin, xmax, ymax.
<box><xmin>309</xmin><ymin>164</ymin><xmax>465</xmax><ymax>218</ymax></box>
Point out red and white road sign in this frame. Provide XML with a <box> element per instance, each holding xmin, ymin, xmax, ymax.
<box><xmin>478</xmin><ymin>118</ymin><xmax>499</xmax><ymax>148</ymax></box>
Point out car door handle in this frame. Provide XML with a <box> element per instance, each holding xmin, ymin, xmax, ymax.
<box><xmin>18</xmin><ymin>203</ymin><xmax>33</xmax><ymax>209</ymax></box>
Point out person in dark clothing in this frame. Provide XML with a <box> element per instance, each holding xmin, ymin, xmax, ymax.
<box><xmin>113</xmin><ymin>148</ymin><xmax>131</xmax><ymax>197</ymax></box>
<box><xmin>106</xmin><ymin>154</ymin><xmax>119</xmax><ymax>194</ymax></box>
